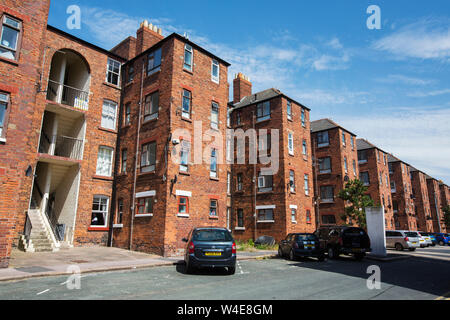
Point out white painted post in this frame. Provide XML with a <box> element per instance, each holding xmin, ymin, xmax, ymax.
<box><xmin>366</xmin><ymin>206</ymin><xmax>387</xmax><ymax>257</ymax></box>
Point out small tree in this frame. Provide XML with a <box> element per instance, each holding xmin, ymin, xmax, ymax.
<box><xmin>442</xmin><ymin>205</ymin><xmax>450</xmax><ymax>230</ymax></box>
<box><xmin>338</xmin><ymin>179</ymin><xmax>374</xmax><ymax>228</ymax></box>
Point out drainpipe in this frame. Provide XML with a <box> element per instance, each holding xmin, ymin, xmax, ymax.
<box><xmin>129</xmin><ymin>60</ymin><xmax>145</xmax><ymax>250</ymax></box>
<box><xmin>252</xmin><ymin>110</ymin><xmax>257</xmax><ymax>241</ymax></box>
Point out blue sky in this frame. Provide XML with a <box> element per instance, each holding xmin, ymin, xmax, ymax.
<box><xmin>48</xmin><ymin>0</ymin><xmax>450</xmax><ymax>184</ymax></box>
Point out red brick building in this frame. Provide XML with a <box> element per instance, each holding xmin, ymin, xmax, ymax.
<box><xmin>229</xmin><ymin>74</ymin><xmax>315</xmax><ymax>242</ymax></box>
<box><xmin>387</xmin><ymin>154</ymin><xmax>417</xmax><ymax>231</ymax></box>
<box><xmin>356</xmin><ymin>139</ymin><xmax>395</xmax><ymax>230</ymax></box>
<box><xmin>310</xmin><ymin>119</ymin><xmax>359</xmax><ymax>226</ymax></box>
<box><xmin>410</xmin><ymin>167</ymin><xmax>433</xmax><ymax>232</ymax></box>
<box><xmin>426</xmin><ymin>177</ymin><xmax>445</xmax><ymax>233</ymax></box>
<box><xmin>110</xmin><ymin>22</ymin><xmax>230</xmax><ymax>256</ymax></box>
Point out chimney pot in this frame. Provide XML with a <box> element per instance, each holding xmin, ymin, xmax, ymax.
<box><xmin>233</xmin><ymin>72</ymin><xmax>252</xmax><ymax>104</ymax></box>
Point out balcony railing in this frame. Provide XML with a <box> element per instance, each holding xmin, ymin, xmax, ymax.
<box><xmin>39</xmin><ymin>133</ymin><xmax>84</xmax><ymax>160</ymax></box>
<box><xmin>46</xmin><ymin>80</ymin><xmax>89</xmax><ymax>111</ymax></box>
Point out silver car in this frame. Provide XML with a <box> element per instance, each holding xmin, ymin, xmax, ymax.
<box><xmin>417</xmin><ymin>232</ymin><xmax>432</xmax><ymax>247</ymax></box>
<box><xmin>386</xmin><ymin>230</ymin><xmax>420</xmax><ymax>251</ymax></box>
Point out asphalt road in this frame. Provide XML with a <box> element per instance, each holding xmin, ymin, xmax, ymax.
<box><xmin>1</xmin><ymin>246</ymin><xmax>449</xmax><ymax>300</ymax></box>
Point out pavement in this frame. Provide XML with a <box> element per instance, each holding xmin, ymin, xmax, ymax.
<box><xmin>0</xmin><ymin>247</ymin><xmax>277</xmax><ymax>282</ymax></box>
<box><xmin>1</xmin><ymin>247</ymin><xmax>449</xmax><ymax>300</ymax></box>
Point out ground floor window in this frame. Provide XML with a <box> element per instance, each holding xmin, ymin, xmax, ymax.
<box><xmin>178</xmin><ymin>196</ymin><xmax>189</xmax><ymax>214</ymax></box>
<box><xmin>117</xmin><ymin>199</ymin><xmax>124</xmax><ymax>224</ymax></box>
<box><xmin>91</xmin><ymin>195</ymin><xmax>109</xmax><ymax>227</ymax></box>
<box><xmin>137</xmin><ymin>197</ymin><xmax>153</xmax><ymax>215</ymax></box>
<box><xmin>237</xmin><ymin>209</ymin><xmax>244</xmax><ymax>228</ymax></box>
<box><xmin>306</xmin><ymin>209</ymin><xmax>312</xmax><ymax>224</ymax></box>
<box><xmin>291</xmin><ymin>209</ymin><xmax>297</xmax><ymax>222</ymax></box>
<box><xmin>321</xmin><ymin>214</ymin><xmax>335</xmax><ymax>225</ymax></box>
<box><xmin>209</xmin><ymin>199</ymin><xmax>218</xmax><ymax>217</ymax></box>
<box><xmin>258</xmin><ymin>209</ymin><xmax>274</xmax><ymax>221</ymax></box>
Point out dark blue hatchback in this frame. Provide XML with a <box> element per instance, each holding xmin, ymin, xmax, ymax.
<box><xmin>278</xmin><ymin>233</ymin><xmax>325</xmax><ymax>261</ymax></box>
<box><xmin>183</xmin><ymin>227</ymin><xmax>237</xmax><ymax>274</ymax></box>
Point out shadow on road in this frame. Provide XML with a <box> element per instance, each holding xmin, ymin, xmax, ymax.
<box><xmin>175</xmin><ymin>263</ymin><xmax>232</xmax><ymax>276</ymax></box>
<box><xmin>286</xmin><ymin>253</ymin><xmax>450</xmax><ymax>297</ymax></box>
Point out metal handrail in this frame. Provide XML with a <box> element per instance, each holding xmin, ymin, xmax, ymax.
<box><xmin>46</xmin><ymin>79</ymin><xmax>90</xmax><ymax>111</ymax></box>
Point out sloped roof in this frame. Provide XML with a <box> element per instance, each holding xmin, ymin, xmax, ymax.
<box><xmin>310</xmin><ymin>118</ymin><xmax>356</xmax><ymax>136</ymax></box>
<box><xmin>231</xmin><ymin>88</ymin><xmax>311</xmax><ymax>111</ymax></box>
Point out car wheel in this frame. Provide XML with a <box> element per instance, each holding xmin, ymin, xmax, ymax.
<box><xmin>228</xmin><ymin>266</ymin><xmax>236</xmax><ymax>275</ymax></box>
<box><xmin>439</xmin><ymin>241</ymin><xmax>444</xmax><ymax>246</ymax></box>
<box><xmin>354</xmin><ymin>253</ymin><xmax>365</xmax><ymax>261</ymax></box>
<box><xmin>278</xmin><ymin>247</ymin><xmax>284</xmax><ymax>258</ymax></box>
<box><xmin>395</xmin><ymin>243</ymin><xmax>403</xmax><ymax>251</ymax></box>
<box><xmin>289</xmin><ymin>249</ymin><xmax>296</xmax><ymax>261</ymax></box>
<box><xmin>318</xmin><ymin>254</ymin><xmax>325</xmax><ymax>262</ymax></box>
<box><xmin>327</xmin><ymin>247</ymin><xmax>337</xmax><ymax>259</ymax></box>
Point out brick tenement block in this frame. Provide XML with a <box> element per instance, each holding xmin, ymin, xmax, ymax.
<box><xmin>411</xmin><ymin>168</ymin><xmax>433</xmax><ymax>232</ymax></box>
<box><xmin>311</xmin><ymin>119</ymin><xmax>359</xmax><ymax>226</ymax></box>
<box><xmin>427</xmin><ymin>178</ymin><xmax>445</xmax><ymax>233</ymax></box>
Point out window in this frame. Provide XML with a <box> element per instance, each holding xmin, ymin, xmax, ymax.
<box><xmin>353</xmin><ymin>160</ymin><xmax>357</xmax><ymax>176</ymax></box>
<box><xmin>211</xmin><ymin>59</ymin><xmax>219</xmax><ymax>83</ymax></box>
<box><xmin>0</xmin><ymin>92</ymin><xmax>9</xmax><ymax>138</ymax></box>
<box><xmin>342</xmin><ymin>132</ymin><xmax>346</xmax><ymax>147</ymax></box>
<box><xmin>384</xmin><ymin>154</ymin><xmax>387</xmax><ymax>165</ymax></box>
<box><xmin>306</xmin><ymin>209</ymin><xmax>312</xmax><ymax>224</ymax></box>
<box><xmin>320</xmin><ymin>186</ymin><xmax>334</xmax><ymax>203</ymax></box>
<box><xmin>147</xmin><ymin>48</ymin><xmax>162</xmax><ymax>76</ymax></box>
<box><xmin>144</xmin><ymin>91</ymin><xmax>159</xmax><ymax>122</ymax></box>
<box><xmin>258</xmin><ymin>209</ymin><xmax>274</xmax><ymax>222</ymax></box>
<box><xmin>385</xmin><ymin>174</ymin><xmax>389</xmax><ymax>187</ymax></box>
<box><xmin>392</xmin><ymin>200</ymin><xmax>398</xmax><ymax>213</ymax></box>
<box><xmin>301</xmin><ymin>109</ymin><xmax>306</xmax><ymax>127</ymax></box>
<box><xmin>137</xmin><ymin>197</ymin><xmax>153</xmax><ymax>215</ymax></box>
<box><xmin>389</xmin><ymin>162</ymin><xmax>393</xmax><ymax>174</ymax></box>
<box><xmin>344</xmin><ymin>157</ymin><xmax>348</xmax><ymax>173</ymax></box>
<box><xmin>0</xmin><ymin>16</ymin><xmax>21</xmax><ymax>60</ymax></box>
<box><xmin>322</xmin><ymin>215</ymin><xmax>336</xmax><ymax>225</ymax></box>
<box><xmin>302</xmin><ymin>140</ymin><xmax>308</xmax><ymax>157</ymax></box>
<box><xmin>178</xmin><ymin>196</ymin><xmax>189</xmax><ymax>214</ymax></box>
<box><xmin>256</xmin><ymin>101</ymin><xmax>270</xmax><ymax>122</ymax></box>
<box><xmin>227</xmin><ymin>172</ymin><xmax>231</xmax><ymax>194</ymax></box>
<box><xmin>184</xmin><ymin>44</ymin><xmax>193</xmax><ymax>71</ymax></box>
<box><xmin>209</xmin><ymin>199</ymin><xmax>218</xmax><ymax>217</ymax></box>
<box><xmin>288</xmin><ymin>132</ymin><xmax>294</xmax><ymax>155</ymax></box>
<box><xmin>101</xmin><ymin>100</ymin><xmax>118</xmax><ymax>130</ymax></box>
<box><xmin>106</xmin><ymin>58</ymin><xmax>121</xmax><ymax>86</ymax></box>
<box><xmin>304</xmin><ymin>174</ymin><xmax>310</xmax><ymax>196</ymax></box>
<box><xmin>180</xmin><ymin>140</ymin><xmax>190</xmax><ymax>173</ymax></box>
<box><xmin>258</xmin><ymin>173</ymin><xmax>273</xmax><ymax>193</ymax></box>
<box><xmin>351</xmin><ymin>136</ymin><xmax>355</xmax><ymax>150</ymax></box>
<box><xmin>210</xmin><ymin>148</ymin><xmax>218</xmax><ymax>178</ymax></box>
<box><xmin>360</xmin><ymin>172</ymin><xmax>370</xmax><ymax>186</ymax></box>
<box><xmin>258</xmin><ymin>133</ymin><xmax>271</xmax><ymax>154</ymax></box>
<box><xmin>211</xmin><ymin>102</ymin><xmax>219</xmax><ymax>129</ymax></box>
<box><xmin>291</xmin><ymin>208</ymin><xmax>297</xmax><ymax>222</ymax></box>
<box><xmin>319</xmin><ymin>157</ymin><xmax>331</xmax><ymax>174</ymax></box>
<box><xmin>287</xmin><ymin>101</ymin><xmax>292</xmax><ymax>120</ymax></box>
<box><xmin>237</xmin><ymin>209</ymin><xmax>244</xmax><ymax>228</ymax></box>
<box><xmin>236</xmin><ymin>111</ymin><xmax>241</xmax><ymax>125</ymax></box>
<box><xmin>127</xmin><ymin>65</ymin><xmax>134</xmax><ymax>83</ymax></box>
<box><xmin>379</xmin><ymin>171</ymin><xmax>383</xmax><ymax>185</ymax></box>
<box><xmin>182</xmin><ymin>89</ymin><xmax>192</xmax><ymax>119</ymax></box>
<box><xmin>124</xmin><ymin>103</ymin><xmax>131</xmax><ymax>126</ymax></box>
<box><xmin>116</xmin><ymin>199</ymin><xmax>123</xmax><ymax>224</ymax></box>
<box><xmin>91</xmin><ymin>196</ymin><xmax>109</xmax><ymax>227</ymax></box>
<box><xmin>317</xmin><ymin>131</ymin><xmax>329</xmax><ymax>147</ymax></box>
<box><xmin>96</xmin><ymin>146</ymin><xmax>113</xmax><ymax>177</ymax></box>
<box><xmin>358</xmin><ymin>150</ymin><xmax>368</xmax><ymax>164</ymax></box>
<box><xmin>289</xmin><ymin>170</ymin><xmax>296</xmax><ymax>193</ymax></box>
<box><xmin>376</xmin><ymin>150</ymin><xmax>380</xmax><ymax>162</ymax></box>
<box><xmin>141</xmin><ymin>142</ymin><xmax>156</xmax><ymax>173</ymax></box>
<box><xmin>391</xmin><ymin>181</ymin><xmax>396</xmax><ymax>192</ymax></box>
<box><xmin>237</xmin><ymin>173</ymin><xmax>243</xmax><ymax>191</ymax></box>
<box><xmin>121</xmin><ymin>149</ymin><xmax>127</xmax><ymax>174</ymax></box>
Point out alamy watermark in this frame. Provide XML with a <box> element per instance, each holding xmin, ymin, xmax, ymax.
<box><xmin>366</xmin><ymin>265</ymin><xmax>381</xmax><ymax>290</ymax></box>
<box><xmin>366</xmin><ymin>5</ymin><xmax>381</xmax><ymax>30</ymax></box>
<box><xmin>66</xmin><ymin>5</ymin><xmax>81</xmax><ymax>30</ymax></box>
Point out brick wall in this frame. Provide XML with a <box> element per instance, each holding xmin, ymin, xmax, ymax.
<box><xmin>411</xmin><ymin>170</ymin><xmax>433</xmax><ymax>232</ymax></box>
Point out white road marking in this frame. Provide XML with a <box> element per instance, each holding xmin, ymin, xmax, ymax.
<box><xmin>36</xmin><ymin>289</ymin><xmax>50</xmax><ymax>295</ymax></box>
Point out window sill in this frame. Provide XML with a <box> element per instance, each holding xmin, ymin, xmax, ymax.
<box><xmin>287</xmin><ymin>117</ymin><xmax>293</xmax><ymax>122</ymax></box>
<box><xmin>317</xmin><ymin>144</ymin><xmax>330</xmax><ymax>149</ymax></box>
<box><xmin>121</xmin><ymin>124</ymin><xmax>131</xmax><ymax>130</ymax></box>
<box><xmin>257</xmin><ymin>220</ymin><xmax>275</xmax><ymax>224</ymax></box>
<box><xmin>88</xmin><ymin>227</ymin><xmax>109</xmax><ymax>231</ymax></box>
<box><xmin>0</xmin><ymin>56</ymin><xmax>19</xmax><ymax>66</ymax></box>
<box><xmin>138</xmin><ymin>170</ymin><xmax>156</xmax><ymax>176</ymax></box>
<box><xmin>257</xmin><ymin>190</ymin><xmax>274</xmax><ymax>195</ymax></box>
<box><xmin>292</xmin><ymin>221</ymin><xmax>298</xmax><ymax>224</ymax></box>
<box><xmin>179</xmin><ymin>171</ymin><xmax>190</xmax><ymax>176</ymax></box>
<box><xmin>98</xmin><ymin>127</ymin><xmax>118</xmax><ymax>134</ymax></box>
<box><xmin>142</xmin><ymin>117</ymin><xmax>159</xmax><ymax>126</ymax></box>
<box><xmin>181</xmin><ymin>117</ymin><xmax>192</xmax><ymax>123</ymax></box>
<box><xmin>209</xmin><ymin>216</ymin><xmax>219</xmax><ymax>220</ymax></box>
<box><xmin>210</xmin><ymin>177</ymin><xmax>219</xmax><ymax>181</ymax></box>
<box><xmin>235</xmin><ymin>227</ymin><xmax>246</xmax><ymax>231</ymax></box>
<box><xmin>113</xmin><ymin>224</ymin><xmax>123</xmax><ymax>228</ymax></box>
<box><xmin>177</xmin><ymin>213</ymin><xmax>190</xmax><ymax>218</ymax></box>
<box><xmin>0</xmin><ymin>137</ymin><xmax>6</xmax><ymax>144</ymax></box>
<box><xmin>103</xmin><ymin>82</ymin><xmax>121</xmax><ymax>90</ymax></box>
<box><xmin>93</xmin><ymin>175</ymin><xmax>114</xmax><ymax>181</ymax></box>
<box><xmin>256</xmin><ymin>118</ymin><xmax>271</xmax><ymax>125</ymax></box>
<box><xmin>183</xmin><ymin>68</ymin><xmax>194</xmax><ymax>75</ymax></box>
<box><xmin>135</xmin><ymin>214</ymin><xmax>153</xmax><ymax>218</ymax></box>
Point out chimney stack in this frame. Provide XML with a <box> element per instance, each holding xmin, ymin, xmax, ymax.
<box><xmin>135</xmin><ymin>20</ymin><xmax>164</xmax><ymax>55</ymax></box>
<box><xmin>233</xmin><ymin>73</ymin><xmax>252</xmax><ymax>104</ymax></box>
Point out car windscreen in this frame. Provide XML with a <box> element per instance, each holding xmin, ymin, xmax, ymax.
<box><xmin>296</xmin><ymin>234</ymin><xmax>317</xmax><ymax>241</ymax></box>
<box><xmin>343</xmin><ymin>228</ymin><xmax>367</xmax><ymax>236</ymax></box>
<box><xmin>192</xmin><ymin>229</ymin><xmax>233</xmax><ymax>242</ymax></box>
<box><xmin>406</xmin><ymin>232</ymin><xmax>419</xmax><ymax>237</ymax></box>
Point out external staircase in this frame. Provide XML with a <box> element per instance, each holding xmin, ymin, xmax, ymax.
<box><xmin>18</xmin><ymin>209</ymin><xmax>59</xmax><ymax>252</ymax></box>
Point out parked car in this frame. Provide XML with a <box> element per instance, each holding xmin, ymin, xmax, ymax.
<box><xmin>385</xmin><ymin>230</ymin><xmax>420</xmax><ymax>251</ymax></box>
<box><xmin>417</xmin><ymin>233</ymin><xmax>428</xmax><ymax>248</ymax></box>
<box><xmin>315</xmin><ymin>226</ymin><xmax>371</xmax><ymax>260</ymax></box>
<box><xmin>182</xmin><ymin>227</ymin><xmax>237</xmax><ymax>275</ymax></box>
<box><xmin>278</xmin><ymin>233</ymin><xmax>325</xmax><ymax>261</ymax></box>
<box><xmin>417</xmin><ymin>232</ymin><xmax>435</xmax><ymax>246</ymax></box>
<box><xmin>433</xmin><ymin>233</ymin><xmax>450</xmax><ymax>246</ymax></box>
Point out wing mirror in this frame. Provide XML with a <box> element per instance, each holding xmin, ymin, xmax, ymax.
<box><xmin>182</xmin><ymin>238</ymin><xmax>189</xmax><ymax>243</ymax></box>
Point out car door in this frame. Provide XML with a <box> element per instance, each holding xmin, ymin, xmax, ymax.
<box><xmin>385</xmin><ymin>231</ymin><xmax>393</xmax><ymax>248</ymax></box>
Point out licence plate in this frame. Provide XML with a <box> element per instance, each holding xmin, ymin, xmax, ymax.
<box><xmin>305</xmin><ymin>245</ymin><xmax>315</xmax><ymax>249</ymax></box>
<box><xmin>412</xmin><ymin>242</ymin><xmax>417</xmax><ymax>244</ymax></box>
<box><xmin>205</xmin><ymin>252</ymin><xmax>222</xmax><ymax>256</ymax></box>
<box><xmin>352</xmin><ymin>248</ymin><xmax>362</xmax><ymax>253</ymax></box>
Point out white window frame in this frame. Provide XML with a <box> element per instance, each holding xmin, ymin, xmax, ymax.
<box><xmin>210</xmin><ymin>148</ymin><xmax>218</xmax><ymax>178</ymax></box>
<box><xmin>96</xmin><ymin>146</ymin><xmax>113</xmax><ymax>177</ymax></box>
<box><xmin>0</xmin><ymin>16</ymin><xmax>21</xmax><ymax>60</ymax></box>
<box><xmin>256</xmin><ymin>101</ymin><xmax>271</xmax><ymax>122</ymax></box>
<box><xmin>304</xmin><ymin>174</ymin><xmax>310</xmax><ymax>196</ymax></box>
<box><xmin>209</xmin><ymin>199</ymin><xmax>218</xmax><ymax>217</ymax></box>
<box><xmin>180</xmin><ymin>140</ymin><xmax>190</xmax><ymax>173</ymax></box>
<box><xmin>144</xmin><ymin>91</ymin><xmax>159</xmax><ymax>122</ymax></box>
<box><xmin>182</xmin><ymin>89</ymin><xmax>192</xmax><ymax>119</ymax></box>
<box><xmin>106</xmin><ymin>58</ymin><xmax>121</xmax><ymax>86</ymax></box>
<box><xmin>101</xmin><ymin>100</ymin><xmax>118</xmax><ymax>130</ymax></box>
<box><xmin>211</xmin><ymin>59</ymin><xmax>219</xmax><ymax>83</ymax></box>
<box><xmin>288</xmin><ymin>132</ymin><xmax>294</xmax><ymax>155</ymax></box>
<box><xmin>141</xmin><ymin>141</ymin><xmax>156</xmax><ymax>173</ymax></box>
<box><xmin>0</xmin><ymin>92</ymin><xmax>9</xmax><ymax>138</ymax></box>
<box><xmin>287</xmin><ymin>101</ymin><xmax>292</xmax><ymax>120</ymax></box>
<box><xmin>184</xmin><ymin>44</ymin><xmax>193</xmax><ymax>71</ymax></box>
<box><xmin>211</xmin><ymin>102</ymin><xmax>219</xmax><ymax>130</ymax></box>
<box><xmin>317</xmin><ymin>131</ymin><xmax>329</xmax><ymax>147</ymax></box>
<box><xmin>147</xmin><ymin>48</ymin><xmax>162</xmax><ymax>76</ymax></box>
<box><xmin>91</xmin><ymin>195</ymin><xmax>109</xmax><ymax>228</ymax></box>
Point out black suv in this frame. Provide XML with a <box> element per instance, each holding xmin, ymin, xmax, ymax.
<box><xmin>278</xmin><ymin>233</ymin><xmax>325</xmax><ymax>261</ymax></box>
<box><xmin>183</xmin><ymin>227</ymin><xmax>237</xmax><ymax>275</ymax></box>
<box><xmin>315</xmin><ymin>226</ymin><xmax>371</xmax><ymax>260</ymax></box>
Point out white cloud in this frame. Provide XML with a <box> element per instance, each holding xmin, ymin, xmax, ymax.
<box><xmin>407</xmin><ymin>89</ymin><xmax>450</xmax><ymax>98</ymax></box>
<box><xmin>375</xmin><ymin>74</ymin><xmax>434</xmax><ymax>86</ymax></box>
<box><xmin>336</xmin><ymin>107</ymin><xmax>450</xmax><ymax>184</ymax></box>
<box><xmin>372</xmin><ymin>17</ymin><xmax>450</xmax><ymax>60</ymax></box>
